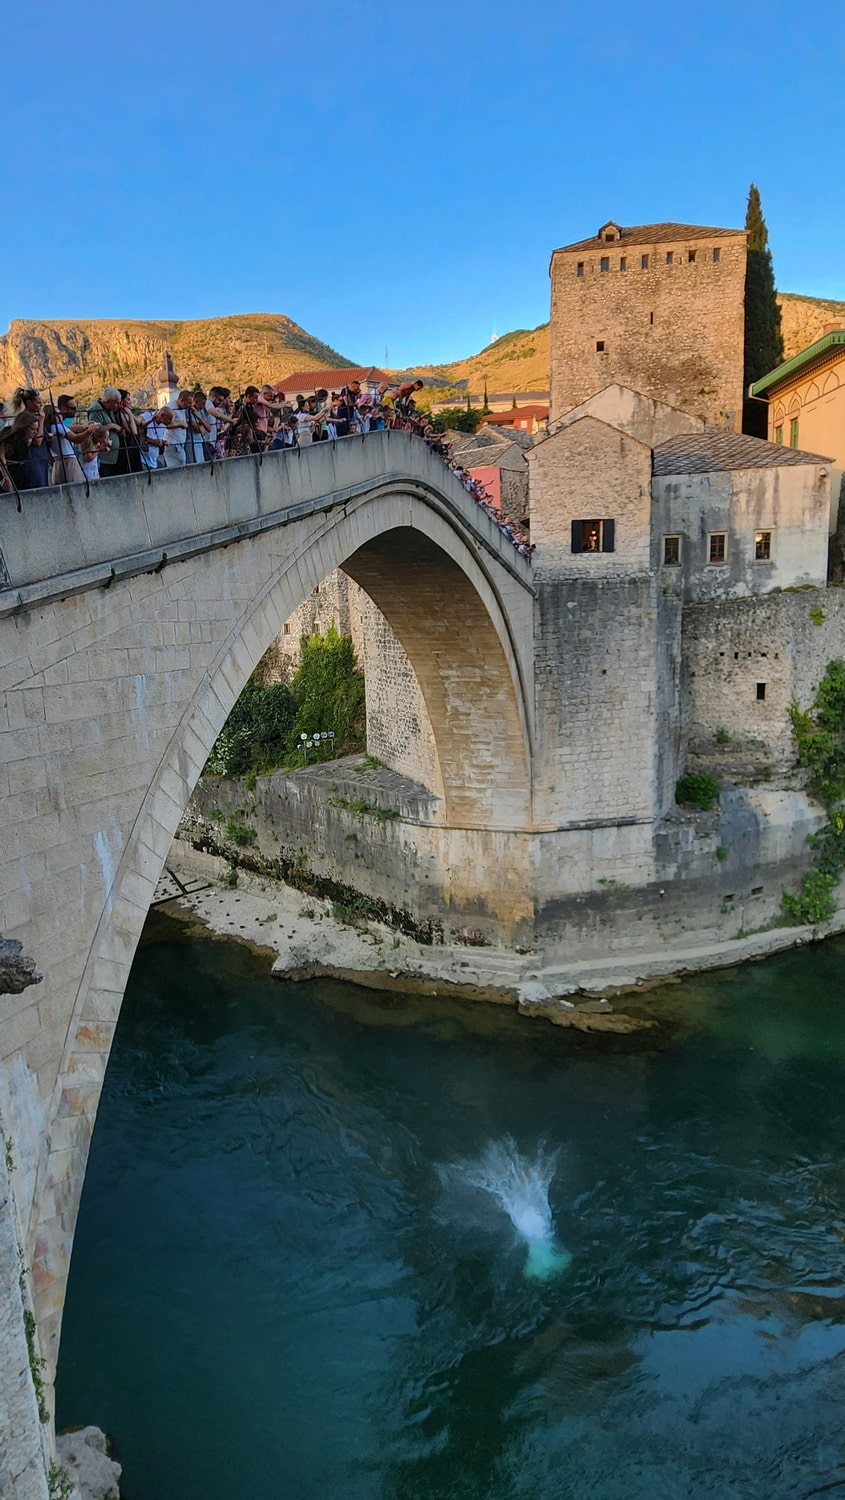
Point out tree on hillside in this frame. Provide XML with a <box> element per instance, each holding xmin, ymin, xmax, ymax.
<box><xmin>743</xmin><ymin>183</ymin><xmax>784</xmax><ymax>437</ymax></box>
<box><xmin>482</xmin><ymin>380</ymin><xmax>491</xmax><ymax>415</ymax></box>
<box><xmin>430</xmin><ymin>406</ymin><xmax>484</xmax><ymax>434</ymax></box>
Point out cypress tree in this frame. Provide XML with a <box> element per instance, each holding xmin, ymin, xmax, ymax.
<box><xmin>482</xmin><ymin>379</ymin><xmax>490</xmax><ymax>414</ymax></box>
<box><xmin>743</xmin><ymin>183</ymin><xmax>784</xmax><ymax>437</ymax></box>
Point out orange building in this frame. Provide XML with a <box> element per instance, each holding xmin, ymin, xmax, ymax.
<box><xmin>480</xmin><ymin>404</ymin><xmax>549</xmax><ymax>434</ymax></box>
<box><xmin>750</xmin><ymin>329</ymin><xmax>845</xmax><ymax>465</ymax></box>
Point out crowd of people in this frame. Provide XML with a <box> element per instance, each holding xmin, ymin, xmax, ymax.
<box><xmin>0</xmin><ymin>377</ymin><xmax>532</xmax><ymax>556</ymax></box>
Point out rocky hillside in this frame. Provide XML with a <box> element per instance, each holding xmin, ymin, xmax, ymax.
<box><xmin>0</xmin><ymin>313</ymin><xmax>353</xmax><ymax>401</ymax></box>
<box><xmin>413</xmin><ymin>291</ymin><xmax>845</xmax><ymax>395</ymax></box>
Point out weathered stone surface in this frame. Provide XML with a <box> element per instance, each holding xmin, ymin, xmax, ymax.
<box><xmin>55</xmin><ymin>1428</ymin><xmax>121</xmax><ymax>1500</ymax></box>
<box><xmin>0</xmin><ymin>939</ymin><xmax>42</xmax><ymax>996</ymax></box>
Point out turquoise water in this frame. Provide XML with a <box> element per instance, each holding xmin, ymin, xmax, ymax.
<box><xmin>57</xmin><ymin>915</ymin><xmax>845</xmax><ymax>1498</ymax></box>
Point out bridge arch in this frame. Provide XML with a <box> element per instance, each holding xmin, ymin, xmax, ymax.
<box><xmin>0</xmin><ymin>434</ymin><xmax>535</xmax><ymax>1379</ymax></box>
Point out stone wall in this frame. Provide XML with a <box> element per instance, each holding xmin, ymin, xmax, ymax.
<box><xmin>527</xmin><ymin>416</ymin><xmax>652</xmax><ymax>572</ymax></box>
<box><xmin>682</xmin><ymin>584</ymin><xmax>845</xmax><ymax>764</ymax></box>
<box><xmin>0</xmin><ymin>1120</ymin><xmax>49</xmax><ymax>1500</ymax></box>
<box><xmin>549</xmin><ymin>230</ymin><xmax>747</xmax><ymax>428</ymax></box>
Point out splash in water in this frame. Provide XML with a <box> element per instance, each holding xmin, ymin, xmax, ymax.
<box><xmin>451</xmin><ymin>1138</ymin><xmax>572</xmax><ymax>1281</ymax></box>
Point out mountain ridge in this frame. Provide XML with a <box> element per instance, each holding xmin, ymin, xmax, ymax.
<box><xmin>1</xmin><ymin>290</ymin><xmax>842</xmax><ymax>401</ymax></box>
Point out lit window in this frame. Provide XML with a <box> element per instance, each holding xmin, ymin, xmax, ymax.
<box><xmin>596</xmin><ymin>340</ymin><xmax>605</xmax><ymax>352</ymax></box>
<box><xmin>790</xmin><ymin>417</ymin><xmax>800</xmax><ymax>447</ymax></box>
<box><xmin>577</xmin><ymin>261</ymin><xmax>584</xmax><ymax>278</ymax></box>
<box><xmin>774</xmin><ymin>425</ymin><xmax>783</xmax><ymax>443</ymax></box>
<box><xmin>688</xmin><ymin>250</ymin><xmax>696</xmax><ymax>263</ymax></box>
<box><xmin>663</xmin><ymin>535</ymin><xmax>681</xmax><ymax>565</ymax></box>
<box><xmin>709</xmin><ymin>533</ymin><xmax>727</xmax><ymax>563</ymax></box>
<box><xmin>620</xmin><ymin>256</ymin><xmax>627</xmax><ymax>272</ymax></box>
<box><xmin>666</xmin><ymin>251</ymin><xmax>674</xmax><ymax>265</ymax></box>
<box><xmin>755</xmin><ymin>530</ymin><xmax>772</xmax><ymax>561</ymax></box>
<box><xmin>756</xmin><ymin>682</ymin><xmax>767</xmax><ymax>701</ymax></box>
<box><xmin>571</xmin><ymin>519</ymin><xmax>615</xmax><ymax>554</ymax></box>
<box><xmin>600</xmin><ymin>256</ymin><xmax>610</xmax><ymax>272</ymax></box>
<box><xmin>641</xmin><ymin>254</ymin><xmax>649</xmax><ymax>269</ymax></box>
<box><xmin>713</xmin><ymin>248</ymin><xmax>721</xmax><ymax>263</ymax></box>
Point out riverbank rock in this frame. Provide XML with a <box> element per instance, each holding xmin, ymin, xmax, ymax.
<box><xmin>55</xmin><ymin>1427</ymin><xmax>121</xmax><ymax>1500</ymax></box>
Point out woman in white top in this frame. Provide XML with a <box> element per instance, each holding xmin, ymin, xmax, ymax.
<box><xmin>44</xmin><ymin>403</ymin><xmax>96</xmax><ymax>485</ymax></box>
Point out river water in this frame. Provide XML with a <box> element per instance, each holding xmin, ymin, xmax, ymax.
<box><xmin>57</xmin><ymin>913</ymin><xmax>845</xmax><ymax>1499</ymax></box>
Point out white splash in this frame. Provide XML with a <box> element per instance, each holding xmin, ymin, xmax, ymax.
<box><xmin>453</xmin><ymin>1138</ymin><xmax>572</xmax><ymax>1281</ymax></box>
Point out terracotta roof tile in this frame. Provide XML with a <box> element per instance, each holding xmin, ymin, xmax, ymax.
<box><xmin>653</xmin><ymin>431</ymin><xmax>831</xmax><ymax>475</ymax></box>
<box><xmin>273</xmin><ymin>365</ymin><xmax>391</xmax><ymax>395</ymax></box>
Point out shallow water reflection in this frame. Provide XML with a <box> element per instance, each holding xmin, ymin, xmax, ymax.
<box><xmin>57</xmin><ymin>917</ymin><xmax>845</xmax><ymax>1498</ymax></box>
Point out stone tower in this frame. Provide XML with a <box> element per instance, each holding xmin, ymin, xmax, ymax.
<box><xmin>549</xmin><ymin>220</ymin><xmax>748</xmax><ymax>429</ymax></box>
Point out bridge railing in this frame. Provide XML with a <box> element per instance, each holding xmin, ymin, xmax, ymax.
<box><xmin>0</xmin><ymin>430</ymin><xmax>534</xmax><ymax>603</ymax></box>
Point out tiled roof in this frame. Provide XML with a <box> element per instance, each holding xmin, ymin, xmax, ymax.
<box><xmin>653</xmin><ymin>431</ymin><xmax>831</xmax><ymax>475</ymax></box>
<box><xmin>480</xmin><ymin>404</ymin><xmax>549</xmax><ymax>424</ymax></box>
<box><xmin>554</xmin><ymin>222</ymin><xmax>744</xmax><ymax>254</ymax></box>
<box><xmin>274</xmin><ymin>365</ymin><xmax>390</xmax><ymax>394</ymax></box>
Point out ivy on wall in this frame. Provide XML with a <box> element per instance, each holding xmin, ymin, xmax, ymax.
<box><xmin>784</xmin><ymin>659</ymin><xmax>845</xmax><ymax>924</ymax></box>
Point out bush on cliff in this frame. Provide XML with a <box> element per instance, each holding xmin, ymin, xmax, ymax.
<box><xmin>783</xmin><ymin>660</ymin><xmax>845</xmax><ymax>924</ymax></box>
<box><xmin>675</xmin><ymin>772</ymin><xmax>720</xmax><ymax>811</ymax></box>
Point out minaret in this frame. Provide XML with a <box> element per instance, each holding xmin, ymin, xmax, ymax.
<box><xmin>154</xmin><ymin>351</ymin><xmax>179</xmax><ymax>407</ymax></box>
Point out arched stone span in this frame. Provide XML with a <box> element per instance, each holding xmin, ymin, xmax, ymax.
<box><xmin>0</xmin><ymin>433</ymin><xmax>535</xmax><ymax>1394</ymax></box>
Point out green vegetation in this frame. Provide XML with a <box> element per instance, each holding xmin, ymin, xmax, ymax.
<box><xmin>5</xmin><ymin>1138</ymin><xmax>13</xmax><ymax>1174</ymax></box>
<box><xmin>429</xmin><ymin>406</ymin><xmax>483</xmax><ymax>434</ymax></box>
<box><xmin>220</xmin><ymin>864</ymin><xmax>239</xmax><ymax>889</ymax></box>
<box><xmin>714</xmin><ymin>727</ymin><xmax>732</xmax><ymax>746</ymax></box>
<box><xmin>355</xmin><ymin>754</ymin><xmax>387</xmax><ymax>773</ymax></box>
<box><xmin>48</xmin><ymin>1464</ymin><xmax>74</xmax><ymax>1500</ymax></box>
<box><xmin>206</xmin><ymin>625</ymin><xmax>365</xmax><ymax>777</ymax></box>
<box><xmin>716</xmin><ymin>845</ymin><xmax>728</xmax><ymax>862</ymax></box>
<box><xmin>742</xmin><ymin>184</ymin><xmax>784</xmax><ymax>437</ymax></box>
<box><xmin>224</xmin><ymin>817</ymin><xmax>257</xmax><ymax>847</ymax></box>
<box><xmin>675</xmin><ymin>772</ymin><xmax>721</xmax><ymax>811</ymax></box>
<box><xmin>784</xmin><ymin>659</ymin><xmax>845</xmax><ymax>923</ymax></box>
<box><xmin>327</xmin><ymin>796</ymin><xmax>399</xmax><ymax>822</ymax></box>
<box><xmin>20</xmin><ymin>1281</ymin><xmax>48</xmax><ymax>1423</ymax></box>
<box><xmin>809</xmin><ymin>605</ymin><xmax>827</xmax><ymax>627</ymax></box>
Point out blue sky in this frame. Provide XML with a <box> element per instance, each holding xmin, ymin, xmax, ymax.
<box><xmin>3</xmin><ymin>0</ymin><xmax>843</xmax><ymax>368</ymax></box>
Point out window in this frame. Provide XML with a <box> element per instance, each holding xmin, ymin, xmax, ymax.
<box><xmin>708</xmin><ymin>532</ymin><xmax>727</xmax><ymax>563</ymax></box>
<box><xmin>600</xmin><ymin>256</ymin><xmax>610</xmax><ymax>272</ymax></box>
<box><xmin>619</xmin><ymin>256</ymin><xmax>627</xmax><ymax>272</ymax></box>
<box><xmin>577</xmin><ymin>261</ymin><xmax>584</xmax><ymax>278</ymax></box>
<box><xmin>666</xmin><ymin>251</ymin><xmax>674</xmax><ymax>265</ymax></box>
<box><xmin>571</xmin><ymin>519</ymin><xmax>615</xmax><ymax>554</ymax></box>
<box><xmin>604</xmin><ymin>232</ymin><xmax>615</xmax><ymax>242</ymax></box>
<box><xmin>754</xmin><ymin>530</ymin><xmax>772</xmax><ymax>561</ymax></box>
<box><xmin>790</xmin><ymin>417</ymin><xmax>800</xmax><ymax>447</ymax></box>
<box><xmin>663</xmin><ymin>535</ymin><xmax>681</xmax><ymax>565</ymax></box>
<box><xmin>756</xmin><ymin>682</ymin><xmax>767</xmax><ymax>701</ymax></box>
<box><xmin>649</xmin><ymin>311</ymin><xmax>654</xmax><ymax>326</ymax></box>
<box><xmin>596</xmin><ymin>340</ymin><xmax>605</xmax><ymax>352</ymax></box>
<box><xmin>641</xmin><ymin>254</ymin><xmax>649</xmax><ymax>269</ymax></box>
<box><xmin>713</xmin><ymin>248</ymin><xmax>721</xmax><ymax>263</ymax></box>
<box><xmin>688</xmin><ymin>249</ymin><xmax>696</xmax><ymax>263</ymax></box>
<box><xmin>283</xmin><ymin>623</ymin><xmax>291</xmax><ymax>635</ymax></box>
<box><xmin>774</xmin><ymin>425</ymin><xmax>783</xmax><ymax>444</ymax></box>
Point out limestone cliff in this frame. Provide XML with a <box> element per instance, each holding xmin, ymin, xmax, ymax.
<box><xmin>0</xmin><ymin>313</ymin><xmax>352</xmax><ymax>401</ymax></box>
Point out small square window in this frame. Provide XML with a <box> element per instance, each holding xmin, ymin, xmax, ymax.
<box><xmin>571</xmin><ymin>519</ymin><xmax>615</xmax><ymax>554</ymax></box>
<box><xmin>713</xmin><ymin>248</ymin><xmax>721</xmax><ymax>263</ymax></box>
<box><xmin>619</xmin><ymin>256</ymin><xmax>627</xmax><ymax>272</ymax></box>
<box><xmin>790</xmin><ymin>417</ymin><xmax>800</xmax><ymax>448</ymax></box>
<box><xmin>755</xmin><ymin>530</ymin><xmax>772</xmax><ymax>561</ymax></box>
<box><xmin>774</xmin><ymin>425</ymin><xmax>783</xmax><ymax>444</ymax></box>
<box><xmin>577</xmin><ymin>261</ymin><xmax>584</xmax><ymax>278</ymax></box>
<box><xmin>756</xmin><ymin>682</ymin><xmax>767</xmax><ymax>701</ymax></box>
<box><xmin>600</xmin><ymin>256</ymin><xmax>610</xmax><ymax>272</ymax></box>
<box><xmin>709</xmin><ymin>532</ymin><xmax>727</xmax><ymax>564</ymax></box>
<box><xmin>641</xmin><ymin>254</ymin><xmax>649</xmax><ymax>270</ymax></box>
<box><xmin>666</xmin><ymin>251</ymin><xmax>674</xmax><ymax>265</ymax></box>
<box><xmin>596</xmin><ymin>340</ymin><xmax>605</xmax><ymax>352</ymax></box>
<box><xmin>663</xmin><ymin>535</ymin><xmax>681</xmax><ymax>565</ymax></box>
<box><xmin>688</xmin><ymin>249</ymin><xmax>696</xmax><ymax>263</ymax></box>
<box><xmin>604</xmin><ymin>233</ymin><xmax>614</xmax><ymax>242</ymax></box>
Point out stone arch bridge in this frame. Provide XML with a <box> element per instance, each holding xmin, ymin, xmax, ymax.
<box><xmin>0</xmin><ymin>431</ymin><xmax>536</xmax><ymax>1494</ymax></box>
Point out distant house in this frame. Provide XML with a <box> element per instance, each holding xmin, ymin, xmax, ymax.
<box><xmin>750</xmin><ymin>328</ymin><xmax>845</xmax><ymax>467</ymax></box>
<box><xmin>274</xmin><ymin>365</ymin><xmax>392</xmax><ymax>398</ymax></box>
<box><xmin>480</xmin><ymin>403</ymin><xmax>549</xmax><ymax>434</ymax></box>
